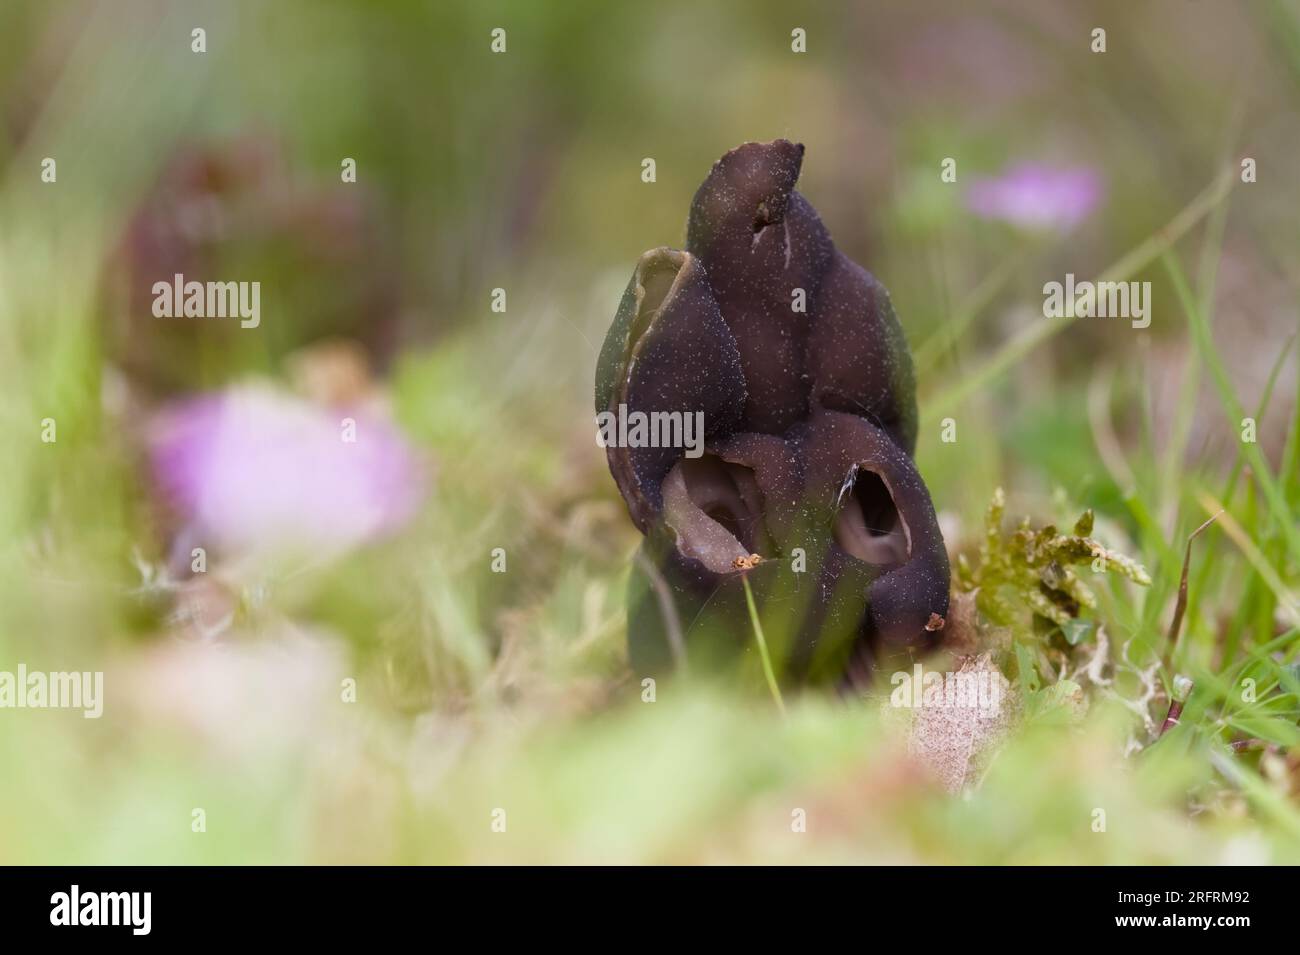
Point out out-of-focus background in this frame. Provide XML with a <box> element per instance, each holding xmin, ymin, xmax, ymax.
<box><xmin>1</xmin><ymin>0</ymin><xmax>1299</xmax><ymax>863</ymax></box>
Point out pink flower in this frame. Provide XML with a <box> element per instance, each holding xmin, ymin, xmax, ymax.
<box><xmin>966</xmin><ymin>163</ymin><xmax>1103</xmax><ymax>232</ymax></box>
<box><xmin>149</xmin><ymin>384</ymin><xmax>423</xmax><ymax>566</ymax></box>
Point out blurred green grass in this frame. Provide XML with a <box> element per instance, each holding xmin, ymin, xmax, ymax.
<box><xmin>1</xmin><ymin>0</ymin><xmax>1299</xmax><ymax>863</ymax></box>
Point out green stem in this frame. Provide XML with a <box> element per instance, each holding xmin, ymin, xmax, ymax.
<box><xmin>741</xmin><ymin>574</ymin><xmax>785</xmax><ymax>715</ymax></box>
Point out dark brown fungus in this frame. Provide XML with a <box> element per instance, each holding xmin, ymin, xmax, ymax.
<box><xmin>597</xmin><ymin>141</ymin><xmax>949</xmax><ymax>690</ymax></box>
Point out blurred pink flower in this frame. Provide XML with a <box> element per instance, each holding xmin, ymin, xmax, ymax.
<box><xmin>149</xmin><ymin>384</ymin><xmax>423</xmax><ymax>565</ymax></box>
<box><xmin>966</xmin><ymin>163</ymin><xmax>1103</xmax><ymax>232</ymax></box>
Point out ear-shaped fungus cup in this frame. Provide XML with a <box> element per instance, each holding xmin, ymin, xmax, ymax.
<box><xmin>686</xmin><ymin>140</ymin><xmax>832</xmax><ymax>435</ymax></box>
<box><xmin>595</xmin><ymin>248</ymin><xmax>746</xmax><ymax>532</ymax></box>
<box><xmin>805</xmin><ymin>410</ymin><xmax>950</xmax><ymax>650</ymax></box>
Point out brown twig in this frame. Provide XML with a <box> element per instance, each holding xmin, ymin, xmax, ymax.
<box><xmin>1159</xmin><ymin>675</ymin><xmax>1194</xmax><ymax>737</ymax></box>
<box><xmin>1163</xmin><ymin>511</ymin><xmax>1221</xmax><ymax>669</ymax></box>
<box><xmin>1229</xmin><ymin>738</ymin><xmax>1268</xmax><ymax>754</ymax></box>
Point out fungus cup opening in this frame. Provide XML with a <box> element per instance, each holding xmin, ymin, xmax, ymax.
<box><xmin>662</xmin><ymin>454</ymin><xmax>766</xmax><ymax>574</ymax></box>
<box><xmin>832</xmin><ymin>465</ymin><xmax>911</xmax><ymax>567</ymax></box>
<box><xmin>627</xmin><ymin>249</ymin><xmax>687</xmax><ymax>359</ymax></box>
